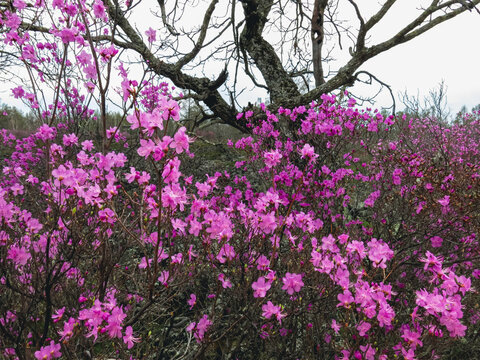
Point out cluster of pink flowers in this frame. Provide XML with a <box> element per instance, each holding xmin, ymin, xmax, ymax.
<box><xmin>1</xmin><ymin>2</ymin><xmax>480</xmax><ymax>357</ymax></box>
<box><xmin>1</xmin><ymin>85</ymin><xmax>479</xmax><ymax>358</ymax></box>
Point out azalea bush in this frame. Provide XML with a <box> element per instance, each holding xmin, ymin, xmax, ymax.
<box><xmin>1</xmin><ymin>92</ymin><xmax>480</xmax><ymax>359</ymax></box>
<box><xmin>1</xmin><ymin>1</ymin><xmax>480</xmax><ymax>359</ymax></box>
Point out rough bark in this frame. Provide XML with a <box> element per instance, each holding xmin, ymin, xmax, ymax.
<box><xmin>311</xmin><ymin>0</ymin><xmax>328</xmax><ymax>87</ymax></box>
<box><xmin>239</xmin><ymin>0</ymin><xmax>301</xmax><ymax>103</ymax></box>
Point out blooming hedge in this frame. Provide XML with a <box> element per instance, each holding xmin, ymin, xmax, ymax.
<box><xmin>1</xmin><ymin>91</ymin><xmax>480</xmax><ymax>359</ymax></box>
<box><xmin>1</xmin><ymin>1</ymin><xmax>480</xmax><ymax>358</ymax></box>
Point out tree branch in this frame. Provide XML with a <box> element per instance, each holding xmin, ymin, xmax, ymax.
<box><xmin>104</xmin><ymin>0</ymin><xmax>245</xmax><ymax>131</ymax></box>
<box><xmin>239</xmin><ymin>0</ymin><xmax>300</xmax><ymax>103</ymax></box>
<box><xmin>311</xmin><ymin>0</ymin><xmax>328</xmax><ymax>86</ymax></box>
<box><xmin>175</xmin><ymin>0</ymin><xmax>219</xmax><ymax>69</ymax></box>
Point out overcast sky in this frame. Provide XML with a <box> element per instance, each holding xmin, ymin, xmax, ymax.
<box><xmin>347</xmin><ymin>3</ymin><xmax>480</xmax><ymax>114</ymax></box>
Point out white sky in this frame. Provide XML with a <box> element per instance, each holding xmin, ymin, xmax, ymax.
<box><xmin>355</xmin><ymin>3</ymin><xmax>480</xmax><ymax>114</ymax></box>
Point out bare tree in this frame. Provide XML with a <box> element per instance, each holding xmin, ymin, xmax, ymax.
<box><xmin>5</xmin><ymin>0</ymin><xmax>480</xmax><ymax>131</ymax></box>
<box><xmin>401</xmin><ymin>80</ymin><xmax>451</xmax><ymax>123</ymax></box>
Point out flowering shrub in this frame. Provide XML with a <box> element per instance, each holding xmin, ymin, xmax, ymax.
<box><xmin>1</xmin><ymin>1</ymin><xmax>480</xmax><ymax>359</ymax></box>
<box><xmin>1</xmin><ymin>90</ymin><xmax>480</xmax><ymax>359</ymax></box>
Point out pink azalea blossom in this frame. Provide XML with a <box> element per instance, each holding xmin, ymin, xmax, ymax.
<box><xmin>261</xmin><ymin>301</ymin><xmax>285</xmax><ymax>323</ymax></box>
<box><xmin>93</xmin><ymin>0</ymin><xmax>108</xmax><ymax>21</ymax></box>
<box><xmin>252</xmin><ymin>276</ymin><xmax>271</xmax><ymax>298</ymax></box>
<box><xmin>34</xmin><ymin>341</ymin><xmax>61</xmax><ymax>360</ymax></box>
<box><xmin>171</xmin><ymin>126</ymin><xmax>191</xmax><ymax>154</ymax></box>
<box><xmin>187</xmin><ymin>294</ymin><xmax>196</xmax><ymax>309</ymax></box>
<box><xmin>337</xmin><ymin>290</ymin><xmax>354</xmax><ymax>308</ymax></box>
<box><xmin>123</xmin><ymin>326</ymin><xmax>140</xmax><ymax>349</ymax></box>
<box><xmin>218</xmin><ymin>273</ymin><xmax>232</xmax><ymax>288</ymax></box>
<box><xmin>145</xmin><ymin>27</ymin><xmax>157</xmax><ymax>43</ymax></box>
<box><xmin>438</xmin><ymin>195</ymin><xmax>450</xmax><ymax>207</ymax></box>
<box><xmin>281</xmin><ymin>272</ymin><xmax>304</xmax><ymax>295</ymax></box>
<box><xmin>264</xmin><ymin>149</ymin><xmax>283</xmax><ymax>168</ymax></box>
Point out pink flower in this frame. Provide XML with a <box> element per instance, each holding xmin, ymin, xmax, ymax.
<box><xmin>186</xmin><ymin>321</ymin><xmax>196</xmax><ymax>333</ymax></box>
<box><xmin>7</xmin><ymin>245</ymin><xmax>31</xmax><ymax>267</ymax></box>
<box><xmin>81</xmin><ymin>139</ymin><xmax>94</xmax><ymax>151</ymax></box>
<box><xmin>261</xmin><ymin>301</ymin><xmax>285</xmax><ymax>323</ymax></box>
<box><xmin>401</xmin><ymin>347</ymin><xmax>417</xmax><ymax>360</ymax></box>
<box><xmin>84</xmin><ymin>64</ymin><xmax>97</xmax><ymax>80</ymax></box>
<box><xmin>77</xmin><ymin>50</ymin><xmax>92</xmax><ymax>66</ymax></box>
<box><xmin>364</xmin><ymin>190</ymin><xmax>380</xmax><ymax>207</ymax></box>
<box><xmin>324</xmin><ymin>333</ymin><xmax>332</xmax><ymax>343</ymax></box>
<box><xmin>357</xmin><ymin>321</ymin><xmax>371</xmax><ymax>337</ymax></box>
<box><xmin>392</xmin><ymin>168</ymin><xmax>403</xmax><ymax>185</ymax></box>
<box><xmin>5</xmin><ymin>12</ymin><xmax>21</xmax><ymax>29</ymax></box>
<box><xmin>265</xmin><ymin>270</ymin><xmax>276</xmax><ymax>283</ymax></box>
<box><xmin>442</xmin><ymin>316</ymin><xmax>466</xmax><ymax>337</ymax></box>
<box><xmin>257</xmin><ymin>211</ymin><xmax>277</xmax><ymax>234</ymax></box>
<box><xmin>63</xmin><ymin>133</ymin><xmax>78</xmax><ymax>146</ymax></box>
<box><xmin>13</xmin><ymin>0</ymin><xmax>27</xmax><ymax>11</ymax></box>
<box><xmin>367</xmin><ymin>238</ymin><xmax>393</xmax><ymax>269</ymax></box>
<box><xmin>138</xmin><ymin>257</ymin><xmax>152</xmax><ymax>269</ymax></box>
<box><xmin>256</xmin><ymin>255</ymin><xmax>270</xmax><ymax>270</ymax></box>
<box><xmin>438</xmin><ymin>195</ymin><xmax>450</xmax><ymax>207</ymax></box>
<box><xmin>187</xmin><ymin>294</ymin><xmax>196</xmax><ymax>309</ymax></box>
<box><xmin>98</xmin><ymin>208</ymin><xmax>116</xmax><ymax>224</ymax></box>
<box><xmin>145</xmin><ymin>27</ymin><xmax>156</xmax><ymax>43</ymax></box>
<box><xmin>430</xmin><ymin>236</ymin><xmax>443</xmax><ymax>248</ymax></box>
<box><xmin>299</xmin><ymin>144</ymin><xmax>318</xmax><ymax>162</ymax></box>
<box><xmin>216</xmin><ymin>243</ymin><xmax>235</xmax><ymax>263</ymax></box>
<box><xmin>331</xmin><ymin>319</ymin><xmax>340</xmax><ymax>334</ymax></box>
<box><xmin>123</xmin><ymin>326</ymin><xmax>140</xmax><ymax>349</ymax></box>
<box><xmin>190</xmin><ymin>314</ymin><xmax>212</xmax><ymax>342</ymax></box>
<box><xmin>162</xmin><ymin>157</ymin><xmax>181</xmax><ymax>184</ymax></box>
<box><xmin>58</xmin><ymin>28</ymin><xmax>77</xmax><ymax>43</ymax></box>
<box><xmin>137</xmin><ymin>139</ymin><xmax>155</xmax><ymax>158</ymax></box>
<box><xmin>218</xmin><ymin>273</ymin><xmax>232</xmax><ymax>288</ymax></box>
<box><xmin>85</xmin><ymin>81</ymin><xmax>95</xmax><ymax>93</ymax></box>
<box><xmin>337</xmin><ymin>290</ymin><xmax>354</xmax><ymax>308</ymax></box>
<box><xmin>170</xmin><ymin>126</ymin><xmax>191</xmax><ymax>154</ymax></box>
<box><xmin>346</xmin><ymin>240</ymin><xmax>366</xmax><ymax>259</ymax></box>
<box><xmin>93</xmin><ymin>0</ymin><xmax>107</xmax><ymax>21</ymax></box>
<box><xmin>415</xmin><ymin>201</ymin><xmax>425</xmax><ymax>214</ymax></box>
<box><xmin>158</xmin><ymin>270</ymin><xmax>169</xmax><ymax>286</ymax></box>
<box><xmin>281</xmin><ymin>272</ymin><xmax>304</xmax><ymax>295</ymax></box>
<box><xmin>377</xmin><ymin>303</ymin><xmax>395</xmax><ymax>327</ymax></box>
<box><xmin>401</xmin><ymin>328</ymin><xmax>423</xmax><ymax>349</ymax></box>
<box><xmin>36</xmin><ymin>124</ymin><xmax>56</xmax><ymax>141</ymax></box>
<box><xmin>321</xmin><ymin>234</ymin><xmax>338</xmax><ymax>253</ymax></box>
<box><xmin>252</xmin><ymin>276</ymin><xmax>271</xmax><ymax>298</ymax></box>
<box><xmin>455</xmin><ymin>275</ymin><xmax>471</xmax><ymax>296</ymax></box>
<box><xmin>264</xmin><ymin>149</ymin><xmax>283</xmax><ymax>168</ymax></box>
<box><xmin>160</xmin><ymin>97</ymin><xmax>180</xmax><ymax>121</ymax></box>
<box><xmin>106</xmin><ymin>306</ymin><xmax>126</xmax><ymax>338</ymax></box>
<box><xmin>52</xmin><ymin>307</ymin><xmax>65</xmax><ymax>323</ymax></box>
<box><xmin>12</xmin><ymin>86</ymin><xmax>24</xmax><ymax>99</ymax></box>
<box><xmin>59</xmin><ymin>317</ymin><xmax>76</xmax><ymax>341</ymax></box>
<box><xmin>34</xmin><ymin>341</ymin><xmax>61</xmax><ymax>360</ymax></box>
<box><xmin>360</xmin><ymin>344</ymin><xmax>376</xmax><ymax>360</ymax></box>
<box><xmin>419</xmin><ymin>251</ymin><xmax>443</xmax><ymax>272</ymax></box>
